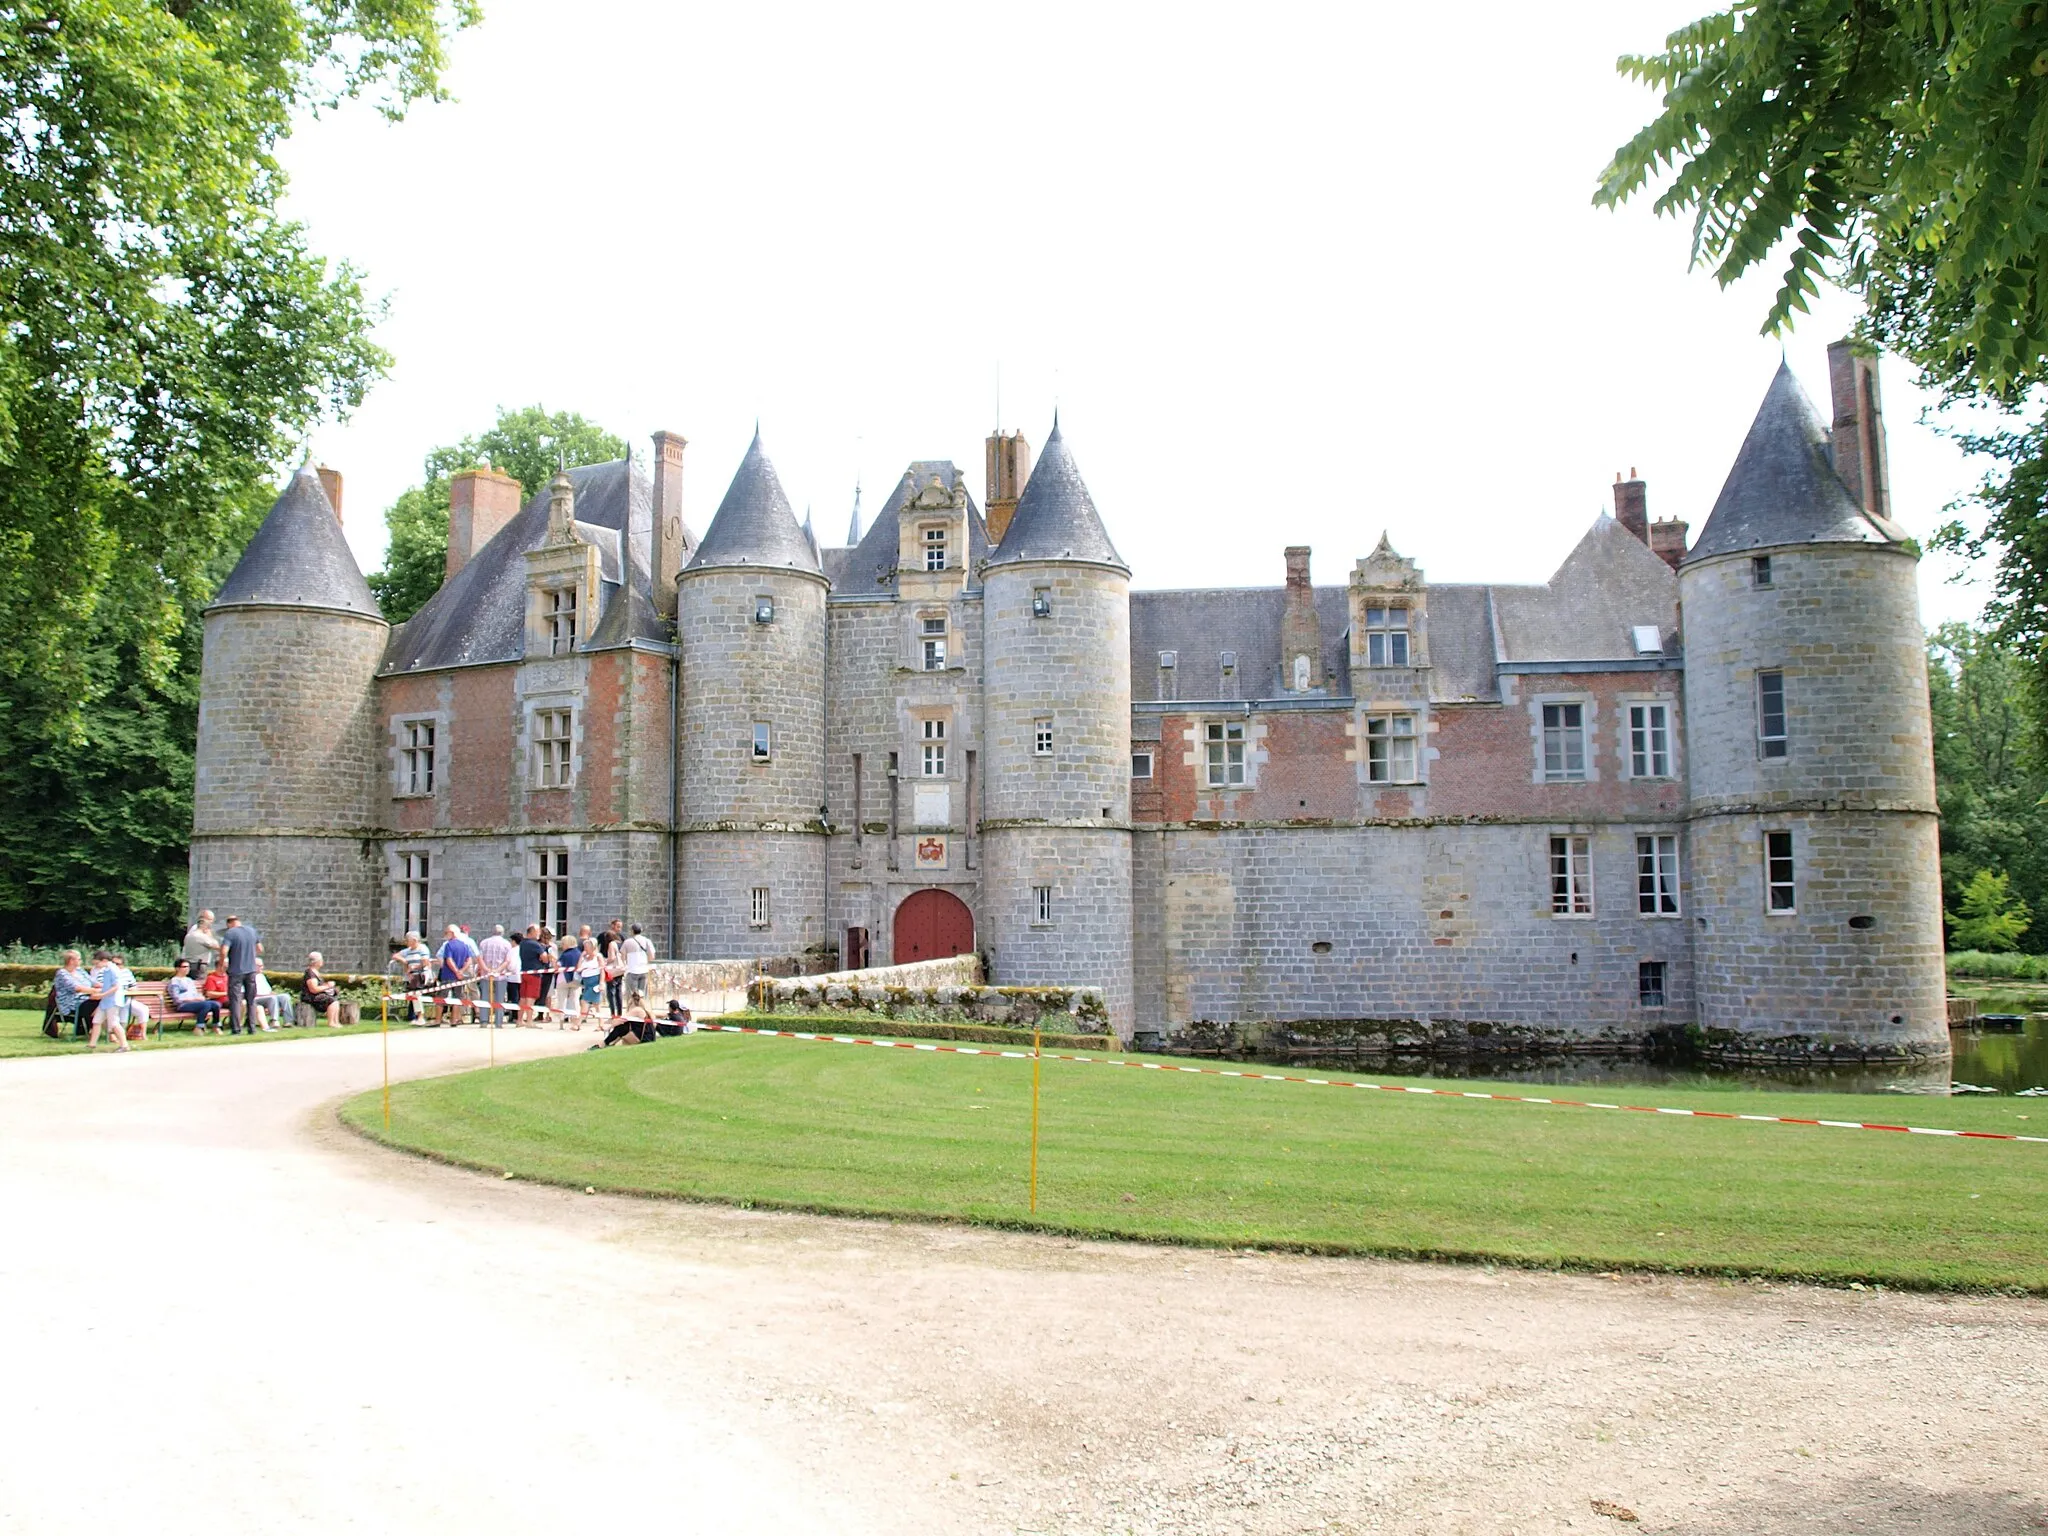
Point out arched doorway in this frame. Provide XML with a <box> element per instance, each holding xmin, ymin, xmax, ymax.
<box><xmin>893</xmin><ymin>888</ymin><xmax>974</xmax><ymax>965</ymax></box>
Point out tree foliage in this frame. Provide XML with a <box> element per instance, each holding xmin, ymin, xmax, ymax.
<box><xmin>370</xmin><ymin>407</ymin><xmax>627</xmax><ymax>622</ymax></box>
<box><xmin>1948</xmin><ymin>867</ymin><xmax>2033</xmax><ymax>950</ymax></box>
<box><xmin>0</xmin><ymin>0</ymin><xmax>474</xmax><ymax>944</ymax></box>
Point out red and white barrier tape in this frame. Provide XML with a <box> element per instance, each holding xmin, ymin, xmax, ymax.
<box><xmin>693</xmin><ymin>1023</ymin><xmax>2048</xmax><ymax>1145</ymax></box>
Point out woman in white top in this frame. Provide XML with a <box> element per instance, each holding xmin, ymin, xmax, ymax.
<box><xmin>575</xmin><ymin>938</ymin><xmax>605</xmax><ymax>1027</ymax></box>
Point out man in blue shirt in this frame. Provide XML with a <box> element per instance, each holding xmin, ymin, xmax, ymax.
<box><xmin>222</xmin><ymin>915</ymin><xmax>262</xmax><ymax>1035</ymax></box>
<box><xmin>435</xmin><ymin>923</ymin><xmax>478</xmax><ymax>1026</ymax></box>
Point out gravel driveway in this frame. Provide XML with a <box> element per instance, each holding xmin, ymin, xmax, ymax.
<box><xmin>1</xmin><ymin>1029</ymin><xmax>2041</xmax><ymax>1534</ymax></box>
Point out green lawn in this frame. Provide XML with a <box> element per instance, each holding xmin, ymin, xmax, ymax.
<box><xmin>342</xmin><ymin>1030</ymin><xmax>2048</xmax><ymax>1292</ymax></box>
<box><xmin>0</xmin><ymin>1006</ymin><xmax>408</xmax><ymax>1058</ymax></box>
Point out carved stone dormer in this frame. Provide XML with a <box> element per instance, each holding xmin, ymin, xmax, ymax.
<box><xmin>1348</xmin><ymin>533</ymin><xmax>1429</xmax><ymax>679</ymax></box>
<box><xmin>896</xmin><ymin>472</ymin><xmax>969</xmax><ymax>603</ymax></box>
<box><xmin>524</xmin><ymin>467</ymin><xmax>600</xmax><ymax>660</ymax></box>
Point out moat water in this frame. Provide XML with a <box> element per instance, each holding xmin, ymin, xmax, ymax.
<box><xmin>1215</xmin><ymin>1011</ymin><xmax>2048</xmax><ymax>1097</ymax></box>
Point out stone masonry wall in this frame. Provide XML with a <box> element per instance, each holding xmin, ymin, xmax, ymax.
<box><xmin>982</xmin><ymin>826</ymin><xmax>1134</xmax><ymax>1035</ymax></box>
<box><xmin>678</xmin><ymin>829</ymin><xmax>828</xmax><ymax>961</ymax></box>
<box><xmin>188</xmin><ymin>834</ymin><xmax>385</xmax><ymax>975</ymax></box>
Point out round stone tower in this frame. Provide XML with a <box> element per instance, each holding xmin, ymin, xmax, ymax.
<box><xmin>676</xmin><ymin>431</ymin><xmax>829</xmax><ymax>960</ymax></box>
<box><xmin>980</xmin><ymin>421</ymin><xmax>1134</xmax><ymax>1035</ymax></box>
<box><xmin>1680</xmin><ymin>355</ymin><xmax>1946</xmax><ymax>1060</ymax></box>
<box><xmin>191</xmin><ymin>467</ymin><xmax>389</xmax><ymax>971</ymax></box>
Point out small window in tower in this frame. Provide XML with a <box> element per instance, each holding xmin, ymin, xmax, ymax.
<box><xmin>1636</xmin><ymin>834</ymin><xmax>1680</xmax><ymax>915</ymax></box>
<box><xmin>1752</xmin><ymin>555</ymin><xmax>1773</xmax><ymax>587</ymax></box>
<box><xmin>546</xmin><ymin>587</ymin><xmax>577</xmax><ymax>655</ymax></box>
<box><xmin>1765</xmin><ymin>830</ymin><xmax>1796</xmax><ymax>912</ymax></box>
<box><xmin>1757</xmin><ymin>671</ymin><xmax>1788</xmax><ymax>758</ymax></box>
<box><xmin>1541</xmin><ymin>702</ymin><xmax>1587</xmax><ymax>782</ymax></box>
<box><xmin>1032</xmin><ymin>587</ymin><xmax>1052</xmax><ymax>619</ymax></box>
<box><xmin>749</xmin><ymin>886</ymin><xmax>771</xmax><ymax>928</ymax></box>
<box><xmin>1364</xmin><ymin>606</ymin><xmax>1410</xmax><ymax>667</ymax></box>
<box><xmin>754</xmin><ymin>595</ymin><xmax>775</xmax><ymax>625</ymax></box>
<box><xmin>1205</xmin><ymin>721</ymin><xmax>1246</xmax><ymax>787</ymax></box>
<box><xmin>1365</xmin><ymin>713</ymin><xmax>1418</xmax><ymax>783</ymax></box>
<box><xmin>1034</xmin><ymin>719</ymin><xmax>1054</xmax><ymax>756</ymax></box>
<box><xmin>1131</xmin><ymin>751</ymin><xmax>1154</xmax><ymax>780</ymax></box>
<box><xmin>752</xmin><ymin>721</ymin><xmax>773</xmax><ymax>762</ymax></box>
<box><xmin>1638</xmin><ymin>960</ymin><xmax>1668</xmax><ymax>1008</ymax></box>
<box><xmin>921</xmin><ymin>717</ymin><xmax>946</xmax><ymax>777</ymax></box>
<box><xmin>921</xmin><ymin>614</ymin><xmax>947</xmax><ymax>671</ymax></box>
<box><xmin>923</xmin><ymin>526</ymin><xmax>947</xmax><ymax>572</ymax></box>
<box><xmin>1549</xmin><ymin>834</ymin><xmax>1593</xmax><ymax>916</ymax></box>
<box><xmin>532</xmin><ymin>709</ymin><xmax>573</xmax><ymax>789</ymax></box>
<box><xmin>1032</xmin><ymin>885</ymin><xmax>1053</xmax><ymax>926</ymax></box>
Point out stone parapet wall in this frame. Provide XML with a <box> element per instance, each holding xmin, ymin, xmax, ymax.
<box><xmin>788</xmin><ymin>954</ymin><xmax>982</xmax><ymax>990</ymax></box>
<box><xmin>752</xmin><ymin>960</ymin><xmax>1109</xmax><ymax>1033</ymax></box>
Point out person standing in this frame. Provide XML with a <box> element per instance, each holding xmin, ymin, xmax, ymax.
<box><xmin>516</xmin><ymin>924</ymin><xmax>548</xmax><ymax>1027</ymax></box>
<box><xmin>182</xmin><ymin>910</ymin><xmax>220</xmax><ymax>972</ymax></box>
<box><xmin>392</xmin><ymin>932</ymin><xmax>432</xmax><ymax>1022</ymax></box>
<box><xmin>434</xmin><ymin>924</ymin><xmax>478</xmax><ymax>1026</ymax></box>
<box><xmin>87</xmin><ymin>950</ymin><xmax>130</xmax><ymax>1051</ymax></box>
<box><xmin>477</xmin><ymin>924</ymin><xmax>516</xmax><ymax>1029</ymax></box>
<box><xmin>575</xmin><ymin>936</ymin><xmax>604</xmax><ymax>1027</ymax></box>
<box><xmin>599</xmin><ymin>920</ymin><xmax>626</xmax><ymax>1018</ymax></box>
<box><xmin>221</xmin><ymin>915</ymin><xmax>262</xmax><ymax>1035</ymax></box>
<box><xmin>621</xmin><ymin>924</ymin><xmax>654</xmax><ymax>1011</ymax></box>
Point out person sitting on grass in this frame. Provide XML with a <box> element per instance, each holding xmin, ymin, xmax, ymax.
<box><xmin>87</xmin><ymin>950</ymin><xmax>132</xmax><ymax>1052</ymax></box>
<box><xmin>657</xmin><ymin>999</ymin><xmax>694</xmax><ymax>1037</ymax></box>
<box><xmin>301</xmin><ymin>953</ymin><xmax>343</xmax><ymax>1028</ymax></box>
<box><xmin>52</xmin><ymin>950</ymin><xmax>96</xmax><ymax>1039</ymax></box>
<box><xmin>166</xmin><ymin>958</ymin><xmax>224</xmax><ymax>1032</ymax></box>
<box><xmin>593</xmin><ymin>1008</ymin><xmax>656</xmax><ymax>1049</ymax></box>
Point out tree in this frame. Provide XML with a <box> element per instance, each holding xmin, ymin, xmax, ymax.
<box><xmin>1948</xmin><ymin>868</ymin><xmax>2033</xmax><ymax>951</ymax></box>
<box><xmin>0</xmin><ymin>0</ymin><xmax>474</xmax><ymax>942</ymax></box>
<box><xmin>370</xmin><ymin>407</ymin><xmax>628</xmax><ymax>622</ymax></box>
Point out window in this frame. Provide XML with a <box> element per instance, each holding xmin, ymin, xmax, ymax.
<box><xmin>1034</xmin><ymin>719</ymin><xmax>1053</xmax><ymax>756</ymax></box>
<box><xmin>1632</xmin><ymin>625</ymin><xmax>1663</xmax><ymax>655</ymax></box>
<box><xmin>546</xmin><ymin>587</ymin><xmax>577</xmax><ymax>655</ymax></box>
<box><xmin>1031</xmin><ymin>587</ymin><xmax>1052</xmax><ymax>619</ymax></box>
<box><xmin>1293</xmin><ymin>654</ymin><xmax>1312</xmax><ymax>690</ymax></box>
<box><xmin>1364</xmin><ymin>606</ymin><xmax>1410</xmax><ymax>667</ymax></box>
<box><xmin>754</xmin><ymin>595</ymin><xmax>775</xmax><ymax>625</ymax></box>
<box><xmin>1220</xmin><ymin>650</ymin><xmax>1238</xmax><ymax>695</ymax></box>
<box><xmin>1752</xmin><ymin>555</ymin><xmax>1773</xmax><ymax>587</ymax></box>
<box><xmin>749</xmin><ymin>886</ymin><xmax>771</xmax><ymax>928</ymax></box>
<box><xmin>920</xmin><ymin>615</ymin><xmax>947</xmax><ymax>671</ymax></box>
<box><xmin>923</xmin><ymin>526</ymin><xmax>946</xmax><ymax>571</ymax></box>
<box><xmin>752</xmin><ymin>722</ymin><xmax>773</xmax><ymax>763</ymax></box>
<box><xmin>1757</xmin><ymin>671</ymin><xmax>1787</xmax><ymax>759</ymax></box>
<box><xmin>1365</xmin><ymin>713</ymin><xmax>1418</xmax><ymax>783</ymax></box>
<box><xmin>400</xmin><ymin>720</ymin><xmax>435</xmax><ymax>795</ymax></box>
<box><xmin>921</xmin><ymin>717</ymin><xmax>946</xmax><ymax>777</ymax></box>
<box><xmin>1541</xmin><ymin>702</ymin><xmax>1587</xmax><ymax>782</ymax></box>
<box><xmin>1628</xmin><ymin>702</ymin><xmax>1671</xmax><ymax>779</ymax></box>
<box><xmin>1204</xmin><ymin>720</ymin><xmax>1246</xmax><ymax>787</ymax></box>
<box><xmin>1032</xmin><ymin>885</ymin><xmax>1053</xmax><ymax>925</ymax></box>
<box><xmin>398</xmin><ymin>852</ymin><xmax>430</xmax><ymax>935</ymax></box>
<box><xmin>1638</xmin><ymin>960</ymin><xmax>1668</xmax><ymax>1008</ymax></box>
<box><xmin>532</xmin><ymin>849</ymin><xmax>569</xmax><ymax>934</ymax></box>
<box><xmin>1636</xmin><ymin>834</ymin><xmax>1680</xmax><ymax>915</ymax></box>
<box><xmin>1549</xmin><ymin>834</ymin><xmax>1593</xmax><ymax>916</ymax></box>
<box><xmin>1765</xmin><ymin>831</ymin><xmax>1796</xmax><ymax>912</ymax></box>
<box><xmin>1131</xmin><ymin>751</ymin><xmax>1154</xmax><ymax>779</ymax></box>
<box><xmin>532</xmin><ymin>709</ymin><xmax>573</xmax><ymax>788</ymax></box>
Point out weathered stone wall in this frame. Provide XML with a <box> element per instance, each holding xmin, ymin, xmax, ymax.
<box><xmin>677</xmin><ymin>829</ymin><xmax>827</xmax><ymax>960</ymax></box>
<box><xmin>1130</xmin><ymin>822</ymin><xmax>1694</xmax><ymax>1043</ymax></box>
<box><xmin>1681</xmin><ymin>543</ymin><xmax>1947</xmax><ymax>1057</ymax></box>
<box><xmin>756</xmin><ymin>973</ymin><xmax>1110</xmax><ymax>1032</ymax></box>
<box><xmin>793</xmin><ymin>954</ymin><xmax>983</xmax><ymax>989</ymax></box>
<box><xmin>982</xmin><ymin>826</ymin><xmax>1134</xmax><ymax>1034</ymax></box>
<box><xmin>371</xmin><ymin>829</ymin><xmax>671</xmax><ymax>949</ymax></box>
<box><xmin>188</xmin><ymin>834</ymin><xmax>385</xmax><ymax>976</ymax></box>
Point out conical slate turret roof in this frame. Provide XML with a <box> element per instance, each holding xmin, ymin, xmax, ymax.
<box><xmin>684</xmin><ymin>431</ymin><xmax>821</xmax><ymax>574</ymax></box>
<box><xmin>1687</xmin><ymin>362</ymin><xmax>1909</xmax><ymax>564</ymax></box>
<box><xmin>209</xmin><ymin>467</ymin><xmax>382</xmax><ymax>620</ymax></box>
<box><xmin>985</xmin><ymin>420</ymin><xmax>1126</xmax><ymax>570</ymax></box>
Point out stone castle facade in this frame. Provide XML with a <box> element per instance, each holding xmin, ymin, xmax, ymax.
<box><xmin>191</xmin><ymin>343</ymin><xmax>1946</xmax><ymax>1057</ymax></box>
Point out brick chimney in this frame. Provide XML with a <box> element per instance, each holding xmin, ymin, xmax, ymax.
<box><xmin>1281</xmin><ymin>546</ymin><xmax>1322</xmax><ymax>691</ymax></box>
<box><xmin>985</xmin><ymin>430</ymin><xmax>1030</xmax><ymax>544</ymax></box>
<box><xmin>315</xmin><ymin>465</ymin><xmax>344</xmax><ymax>523</ymax></box>
<box><xmin>1827</xmin><ymin>339</ymin><xmax>1889</xmax><ymax>518</ymax></box>
<box><xmin>1648</xmin><ymin>517</ymin><xmax>1688</xmax><ymax>572</ymax></box>
<box><xmin>446</xmin><ymin>466</ymin><xmax>525</xmax><ymax>582</ymax></box>
<box><xmin>1611</xmin><ymin>468</ymin><xmax>1647</xmax><ymax>543</ymax></box>
<box><xmin>651</xmin><ymin>430</ymin><xmax>686</xmax><ymax>619</ymax></box>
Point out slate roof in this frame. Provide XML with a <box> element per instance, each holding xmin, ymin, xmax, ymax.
<box><xmin>210</xmin><ymin>467</ymin><xmax>382</xmax><ymax>621</ymax></box>
<box><xmin>985</xmin><ymin>421</ymin><xmax>1126</xmax><ymax>570</ymax></box>
<box><xmin>381</xmin><ymin>457</ymin><xmax>676</xmax><ymax>674</ymax></box>
<box><xmin>826</xmin><ymin>460</ymin><xmax>989</xmax><ymax>596</ymax></box>
<box><xmin>1131</xmin><ymin>587</ymin><xmax>1353</xmax><ymax>701</ymax></box>
<box><xmin>1688</xmin><ymin>362</ymin><xmax>1910</xmax><ymax>563</ymax></box>
<box><xmin>685</xmin><ymin>431</ymin><xmax>821</xmax><ymax>575</ymax></box>
<box><xmin>1489</xmin><ymin>515</ymin><xmax>1680</xmax><ymax>663</ymax></box>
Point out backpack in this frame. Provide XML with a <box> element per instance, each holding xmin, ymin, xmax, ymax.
<box><xmin>41</xmin><ymin>985</ymin><xmax>62</xmax><ymax>1039</ymax></box>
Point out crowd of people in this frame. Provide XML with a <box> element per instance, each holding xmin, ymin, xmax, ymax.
<box><xmin>47</xmin><ymin>909</ymin><xmax>690</xmax><ymax>1051</ymax></box>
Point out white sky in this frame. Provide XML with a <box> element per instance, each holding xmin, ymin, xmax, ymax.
<box><xmin>279</xmin><ymin>0</ymin><xmax>1993</xmax><ymax>627</ymax></box>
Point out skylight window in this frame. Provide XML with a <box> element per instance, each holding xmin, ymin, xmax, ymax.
<box><xmin>1631</xmin><ymin>625</ymin><xmax>1663</xmax><ymax>655</ymax></box>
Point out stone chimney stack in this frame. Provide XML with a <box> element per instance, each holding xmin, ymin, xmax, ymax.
<box><xmin>985</xmin><ymin>430</ymin><xmax>1030</xmax><ymax>544</ymax></box>
<box><xmin>1281</xmin><ymin>545</ymin><xmax>1323</xmax><ymax>691</ymax></box>
<box><xmin>651</xmin><ymin>430</ymin><xmax>687</xmax><ymax>619</ymax></box>
<box><xmin>315</xmin><ymin>466</ymin><xmax>344</xmax><ymax>523</ymax></box>
<box><xmin>446</xmin><ymin>466</ymin><xmax>525</xmax><ymax>582</ymax></box>
<box><xmin>1611</xmin><ymin>469</ymin><xmax>1648</xmax><ymax>543</ymax></box>
<box><xmin>1648</xmin><ymin>517</ymin><xmax>1688</xmax><ymax>572</ymax></box>
<box><xmin>1827</xmin><ymin>339</ymin><xmax>1889</xmax><ymax>518</ymax></box>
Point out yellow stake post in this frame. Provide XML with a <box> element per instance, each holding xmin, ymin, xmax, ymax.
<box><xmin>381</xmin><ymin>993</ymin><xmax>390</xmax><ymax>1132</ymax></box>
<box><xmin>1029</xmin><ymin>1026</ymin><xmax>1042</xmax><ymax>1214</ymax></box>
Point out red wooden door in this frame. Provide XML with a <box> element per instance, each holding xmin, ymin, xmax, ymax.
<box><xmin>893</xmin><ymin>889</ymin><xmax>974</xmax><ymax>964</ymax></box>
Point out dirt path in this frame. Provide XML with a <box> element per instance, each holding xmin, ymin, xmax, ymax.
<box><xmin>1</xmin><ymin>1030</ymin><xmax>2042</xmax><ymax>1534</ymax></box>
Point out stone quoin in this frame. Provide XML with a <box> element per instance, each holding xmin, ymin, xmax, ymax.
<box><xmin>192</xmin><ymin>344</ymin><xmax>1946</xmax><ymax>1057</ymax></box>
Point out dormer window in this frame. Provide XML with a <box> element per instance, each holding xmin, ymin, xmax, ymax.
<box><xmin>923</xmin><ymin>526</ymin><xmax>947</xmax><ymax>572</ymax></box>
<box><xmin>1364</xmin><ymin>606</ymin><xmax>1409</xmax><ymax>666</ymax></box>
<box><xmin>546</xmin><ymin>588</ymin><xmax>577</xmax><ymax>655</ymax></box>
<box><xmin>921</xmin><ymin>615</ymin><xmax>947</xmax><ymax>671</ymax></box>
<box><xmin>1220</xmin><ymin>650</ymin><xmax>1237</xmax><ymax>694</ymax></box>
